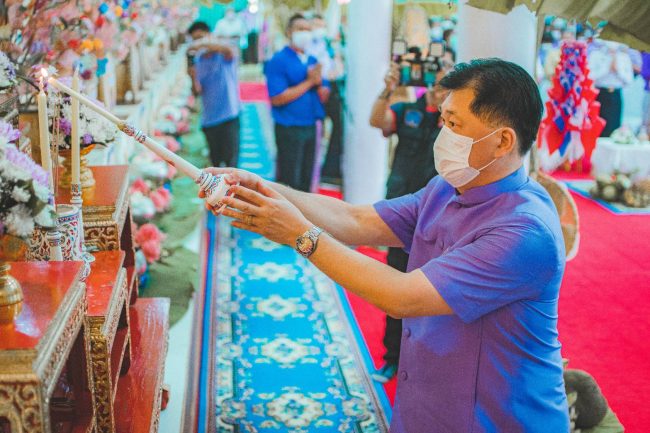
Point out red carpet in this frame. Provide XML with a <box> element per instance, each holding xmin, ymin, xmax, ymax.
<box><xmin>345</xmin><ymin>191</ymin><xmax>650</xmax><ymax>431</ymax></box>
<box><xmin>240</xmin><ymin>82</ymin><xmax>269</xmax><ymax>102</ymax></box>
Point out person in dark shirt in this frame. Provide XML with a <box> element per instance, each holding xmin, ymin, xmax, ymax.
<box><xmin>368</xmin><ymin>63</ymin><xmax>449</xmax><ymax>382</ymax></box>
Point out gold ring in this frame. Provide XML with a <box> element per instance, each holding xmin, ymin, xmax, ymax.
<box><xmin>246</xmin><ymin>215</ymin><xmax>253</xmax><ymax>226</ymax></box>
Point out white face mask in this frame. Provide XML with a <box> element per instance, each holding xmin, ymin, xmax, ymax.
<box><xmin>433</xmin><ymin>126</ymin><xmax>501</xmax><ymax>188</ymax></box>
<box><xmin>291</xmin><ymin>30</ymin><xmax>312</xmax><ymax>51</ymax></box>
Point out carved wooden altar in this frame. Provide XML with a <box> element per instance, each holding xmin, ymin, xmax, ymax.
<box><xmin>53</xmin><ymin>164</ymin><xmax>169</xmax><ymax>433</ymax></box>
<box><xmin>0</xmin><ymin>261</ymin><xmax>93</xmax><ymax>433</ymax></box>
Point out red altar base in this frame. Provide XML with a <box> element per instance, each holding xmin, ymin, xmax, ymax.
<box><xmin>0</xmin><ymin>261</ymin><xmax>94</xmax><ymax>433</ymax></box>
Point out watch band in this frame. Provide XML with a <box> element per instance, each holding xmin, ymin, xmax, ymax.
<box><xmin>296</xmin><ymin>226</ymin><xmax>324</xmax><ymax>258</ymax></box>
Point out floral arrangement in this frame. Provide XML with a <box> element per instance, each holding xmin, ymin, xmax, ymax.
<box><xmin>48</xmin><ymin>90</ymin><xmax>118</xmax><ymax>149</ymax></box>
<box><xmin>134</xmin><ymin>223</ymin><xmax>165</xmax><ymax>264</ymax></box>
<box><xmin>0</xmin><ymin>52</ymin><xmax>17</xmax><ymax>91</ymax></box>
<box><xmin>0</xmin><ymin>121</ymin><xmax>56</xmax><ymax>238</ymax></box>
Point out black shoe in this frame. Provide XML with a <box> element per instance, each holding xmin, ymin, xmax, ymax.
<box><xmin>371</xmin><ymin>363</ymin><xmax>398</xmax><ymax>383</ymax></box>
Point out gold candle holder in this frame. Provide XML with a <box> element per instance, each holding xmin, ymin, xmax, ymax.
<box><xmin>59</xmin><ymin>145</ymin><xmax>96</xmax><ymax>189</ymax></box>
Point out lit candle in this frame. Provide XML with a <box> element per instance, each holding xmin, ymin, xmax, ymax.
<box><xmin>71</xmin><ymin>69</ymin><xmax>81</xmax><ymax>186</ymax></box>
<box><xmin>47</xmin><ymin>74</ymin><xmax>235</xmax><ymax>210</ymax></box>
<box><xmin>37</xmin><ymin>73</ymin><xmax>53</xmax><ymax>193</ymax></box>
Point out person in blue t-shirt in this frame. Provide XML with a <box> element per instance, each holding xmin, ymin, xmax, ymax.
<box><xmin>264</xmin><ymin>13</ymin><xmax>330</xmax><ymax>192</ymax></box>
<box><xmin>187</xmin><ymin>21</ymin><xmax>242</xmax><ymax>168</ymax></box>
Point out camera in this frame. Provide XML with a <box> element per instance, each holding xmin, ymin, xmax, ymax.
<box><xmin>392</xmin><ymin>40</ymin><xmax>445</xmax><ymax>87</ymax></box>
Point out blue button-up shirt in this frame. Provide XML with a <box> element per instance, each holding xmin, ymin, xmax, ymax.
<box><xmin>264</xmin><ymin>46</ymin><xmax>327</xmax><ymax>127</ymax></box>
<box><xmin>195</xmin><ymin>49</ymin><xmax>241</xmax><ymax>127</ymax></box>
<box><xmin>374</xmin><ymin>166</ymin><xmax>569</xmax><ymax>433</ymax></box>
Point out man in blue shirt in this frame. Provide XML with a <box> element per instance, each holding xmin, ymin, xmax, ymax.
<box><xmin>188</xmin><ymin>21</ymin><xmax>241</xmax><ymax>168</ymax></box>
<box><xmin>208</xmin><ymin>58</ymin><xmax>570</xmax><ymax>432</ymax></box>
<box><xmin>264</xmin><ymin>13</ymin><xmax>329</xmax><ymax>192</ymax></box>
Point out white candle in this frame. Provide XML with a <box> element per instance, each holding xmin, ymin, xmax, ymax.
<box><xmin>47</xmin><ymin>74</ymin><xmax>201</xmax><ymax>179</ymax></box>
<box><xmin>37</xmin><ymin>78</ymin><xmax>54</xmax><ymax>193</ymax></box>
<box><xmin>46</xmin><ymin>73</ymin><xmax>233</xmax><ymax>209</ymax></box>
<box><xmin>71</xmin><ymin>70</ymin><xmax>81</xmax><ymax>185</ymax></box>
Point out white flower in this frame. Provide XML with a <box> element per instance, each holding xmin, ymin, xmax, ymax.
<box><xmin>11</xmin><ymin>186</ymin><xmax>30</xmax><ymax>203</ymax></box>
<box><xmin>33</xmin><ymin>183</ymin><xmax>51</xmax><ymax>202</ymax></box>
<box><xmin>0</xmin><ymin>159</ymin><xmax>30</xmax><ymax>182</ymax></box>
<box><xmin>34</xmin><ymin>206</ymin><xmax>56</xmax><ymax>227</ymax></box>
<box><xmin>5</xmin><ymin>204</ymin><xmax>34</xmax><ymax>238</ymax></box>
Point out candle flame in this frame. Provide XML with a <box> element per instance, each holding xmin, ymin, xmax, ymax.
<box><xmin>40</xmin><ymin>68</ymin><xmax>49</xmax><ymax>78</ymax></box>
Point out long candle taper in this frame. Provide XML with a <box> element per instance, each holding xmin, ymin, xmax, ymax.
<box><xmin>45</xmin><ymin>71</ymin><xmax>233</xmax><ymax>210</ymax></box>
<box><xmin>37</xmin><ymin>79</ymin><xmax>53</xmax><ymax>193</ymax></box>
<box><xmin>71</xmin><ymin>70</ymin><xmax>81</xmax><ymax>185</ymax></box>
<box><xmin>47</xmin><ymin>74</ymin><xmax>201</xmax><ymax>180</ymax></box>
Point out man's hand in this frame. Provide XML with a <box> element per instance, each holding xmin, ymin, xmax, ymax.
<box><xmin>220</xmin><ymin>184</ymin><xmax>312</xmax><ymax>246</ymax></box>
<box><xmin>218</xmin><ymin>45</ymin><xmax>234</xmax><ymax>61</ymax></box>
<box><xmin>307</xmin><ymin>64</ymin><xmax>323</xmax><ymax>87</ymax></box>
<box><xmin>384</xmin><ymin>62</ymin><xmax>400</xmax><ymax>93</ymax></box>
<box><xmin>202</xmin><ymin>167</ymin><xmax>264</xmax><ymax>193</ymax></box>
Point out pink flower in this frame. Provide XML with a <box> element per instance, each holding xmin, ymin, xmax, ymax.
<box><xmin>167</xmin><ymin>164</ymin><xmax>177</xmax><ymax>179</ymax></box>
<box><xmin>130</xmin><ymin>178</ymin><xmax>150</xmax><ymax>195</ymax></box>
<box><xmin>149</xmin><ymin>187</ymin><xmax>172</xmax><ymax>212</ymax></box>
<box><xmin>140</xmin><ymin>241</ymin><xmax>161</xmax><ymax>263</ymax></box>
<box><xmin>174</xmin><ymin>120</ymin><xmax>190</xmax><ymax>134</ymax></box>
<box><xmin>165</xmin><ymin>136</ymin><xmax>180</xmax><ymax>152</ymax></box>
<box><xmin>134</xmin><ymin>223</ymin><xmax>165</xmax><ymax>264</ymax></box>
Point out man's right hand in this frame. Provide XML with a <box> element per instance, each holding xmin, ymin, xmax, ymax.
<box><xmin>384</xmin><ymin>62</ymin><xmax>400</xmax><ymax>93</ymax></box>
<box><xmin>202</xmin><ymin>167</ymin><xmax>265</xmax><ymax>194</ymax></box>
<box><xmin>307</xmin><ymin>64</ymin><xmax>323</xmax><ymax>87</ymax></box>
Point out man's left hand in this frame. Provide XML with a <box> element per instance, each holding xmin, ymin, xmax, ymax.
<box><xmin>218</xmin><ymin>184</ymin><xmax>312</xmax><ymax>246</ymax></box>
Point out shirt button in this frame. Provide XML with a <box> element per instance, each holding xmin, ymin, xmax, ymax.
<box><xmin>400</xmin><ymin>371</ymin><xmax>408</xmax><ymax>381</ymax></box>
<box><xmin>404</xmin><ymin>328</ymin><xmax>411</xmax><ymax>338</ymax></box>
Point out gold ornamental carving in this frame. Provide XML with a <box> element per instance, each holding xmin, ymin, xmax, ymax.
<box><xmin>84</xmin><ymin>224</ymin><xmax>120</xmax><ymax>251</ymax></box>
<box><xmin>0</xmin><ymin>381</ymin><xmax>44</xmax><ymax>433</ymax></box>
<box><xmin>89</xmin><ymin>336</ymin><xmax>114</xmax><ymax>433</ymax></box>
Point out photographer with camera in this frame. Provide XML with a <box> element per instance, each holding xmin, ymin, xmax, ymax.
<box><xmin>368</xmin><ymin>61</ymin><xmax>450</xmax><ymax>383</ymax></box>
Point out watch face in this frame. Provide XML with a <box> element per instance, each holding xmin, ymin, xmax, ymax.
<box><xmin>297</xmin><ymin>237</ymin><xmax>314</xmax><ymax>254</ymax></box>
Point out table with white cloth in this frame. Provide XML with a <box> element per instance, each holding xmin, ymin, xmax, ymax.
<box><xmin>591</xmin><ymin>138</ymin><xmax>650</xmax><ymax>180</ymax></box>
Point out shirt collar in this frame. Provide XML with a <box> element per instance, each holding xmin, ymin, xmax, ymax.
<box><xmin>452</xmin><ymin>166</ymin><xmax>528</xmax><ymax>206</ymax></box>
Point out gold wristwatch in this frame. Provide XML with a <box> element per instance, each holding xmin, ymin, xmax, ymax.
<box><xmin>296</xmin><ymin>226</ymin><xmax>324</xmax><ymax>258</ymax></box>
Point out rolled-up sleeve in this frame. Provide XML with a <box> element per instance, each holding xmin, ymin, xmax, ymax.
<box><xmin>421</xmin><ymin>215</ymin><xmax>564</xmax><ymax>323</ymax></box>
<box><xmin>373</xmin><ymin>187</ymin><xmax>426</xmax><ymax>252</ymax></box>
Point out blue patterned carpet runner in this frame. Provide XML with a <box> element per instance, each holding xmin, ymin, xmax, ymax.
<box><xmin>201</xmin><ymin>103</ymin><xmax>390</xmax><ymax>433</ymax></box>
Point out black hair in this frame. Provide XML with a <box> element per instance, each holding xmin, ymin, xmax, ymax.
<box><xmin>188</xmin><ymin>21</ymin><xmax>210</xmax><ymax>35</ymax></box>
<box><xmin>287</xmin><ymin>13</ymin><xmax>306</xmax><ymax>30</ymax></box>
<box><xmin>439</xmin><ymin>58</ymin><xmax>543</xmax><ymax>156</ymax></box>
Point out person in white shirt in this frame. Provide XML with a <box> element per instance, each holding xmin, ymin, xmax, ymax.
<box><xmin>588</xmin><ymin>40</ymin><xmax>634</xmax><ymax>136</ymax></box>
<box><xmin>215</xmin><ymin>7</ymin><xmax>246</xmax><ymax>40</ymax></box>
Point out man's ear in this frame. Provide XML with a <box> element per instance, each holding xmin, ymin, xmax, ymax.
<box><xmin>494</xmin><ymin>127</ymin><xmax>517</xmax><ymax>157</ymax></box>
